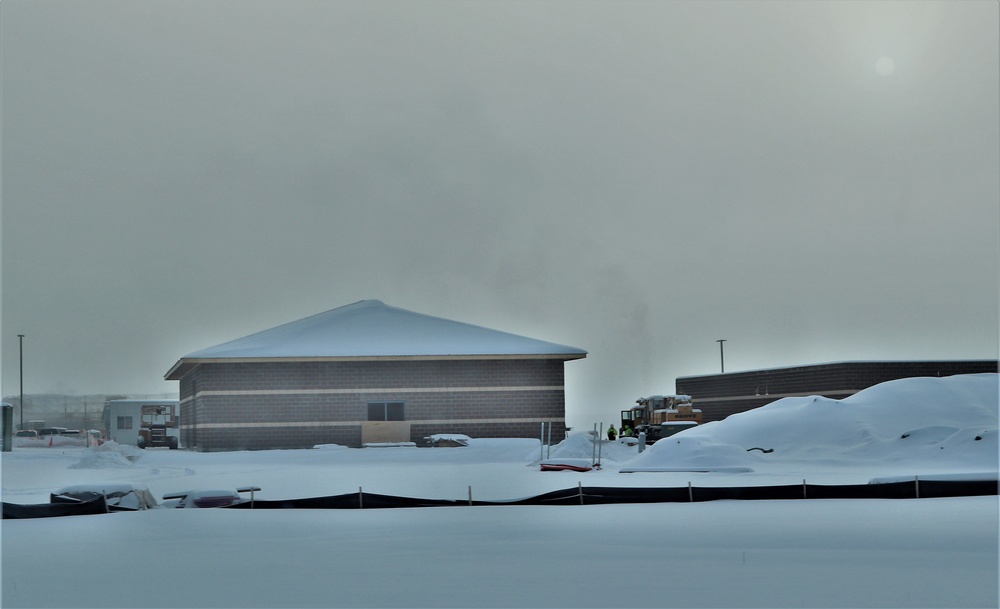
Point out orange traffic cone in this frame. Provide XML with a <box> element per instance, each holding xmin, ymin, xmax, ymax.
<box><xmin>48</xmin><ymin>436</ymin><xmax>53</xmax><ymax>447</ymax></box>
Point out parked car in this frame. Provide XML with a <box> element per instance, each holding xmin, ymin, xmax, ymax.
<box><xmin>14</xmin><ymin>430</ymin><xmax>37</xmax><ymax>438</ymax></box>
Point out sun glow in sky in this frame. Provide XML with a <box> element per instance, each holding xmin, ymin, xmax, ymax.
<box><xmin>875</xmin><ymin>55</ymin><xmax>896</xmax><ymax>76</ymax></box>
<box><xmin>1</xmin><ymin>1</ymin><xmax>997</xmax><ymax>429</ymax></box>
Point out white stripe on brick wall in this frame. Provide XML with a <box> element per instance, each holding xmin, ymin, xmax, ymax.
<box><xmin>181</xmin><ymin>417</ymin><xmax>563</xmax><ymax>430</ymax></box>
<box><xmin>691</xmin><ymin>390</ymin><xmax>856</xmax><ymax>403</ymax></box>
<box><xmin>181</xmin><ymin>385</ymin><xmax>564</xmax><ymax>403</ymax></box>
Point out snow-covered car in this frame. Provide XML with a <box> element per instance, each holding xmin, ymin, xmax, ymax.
<box><xmin>51</xmin><ymin>483</ymin><xmax>159</xmax><ymax>511</ymax></box>
<box><xmin>162</xmin><ymin>489</ymin><xmax>245</xmax><ymax>509</ymax></box>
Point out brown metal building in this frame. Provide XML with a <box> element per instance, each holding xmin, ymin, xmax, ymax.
<box><xmin>676</xmin><ymin>360</ymin><xmax>998</xmax><ymax>423</ymax></box>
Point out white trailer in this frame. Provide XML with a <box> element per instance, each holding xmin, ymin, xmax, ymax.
<box><xmin>104</xmin><ymin>400</ymin><xmax>179</xmax><ymax>447</ymax></box>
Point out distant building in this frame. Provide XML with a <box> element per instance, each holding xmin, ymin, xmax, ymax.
<box><xmin>104</xmin><ymin>399</ymin><xmax>180</xmax><ymax>447</ymax></box>
<box><xmin>676</xmin><ymin>360</ymin><xmax>998</xmax><ymax>423</ymax></box>
<box><xmin>164</xmin><ymin>300</ymin><xmax>586</xmax><ymax>451</ymax></box>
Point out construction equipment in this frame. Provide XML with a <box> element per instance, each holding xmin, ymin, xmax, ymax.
<box><xmin>137</xmin><ymin>404</ymin><xmax>179</xmax><ymax>449</ymax></box>
<box><xmin>620</xmin><ymin>395</ymin><xmax>702</xmax><ymax>444</ymax></box>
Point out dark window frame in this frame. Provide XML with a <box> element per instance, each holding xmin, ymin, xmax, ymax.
<box><xmin>367</xmin><ymin>401</ymin><xmax>405</xmax><ymax>421</ymax></box>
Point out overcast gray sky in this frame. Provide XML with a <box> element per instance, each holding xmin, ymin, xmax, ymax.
<box><xmin>2</xmin><ymin>0</ymin><xmax>997</xmax><ymax>429</ymax></box>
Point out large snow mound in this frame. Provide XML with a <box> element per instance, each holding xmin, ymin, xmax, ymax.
<box><xmin>622</xmin><ymin>373</ymin><xmax>998</xmax><ymax>473</ymax></box>
<box><xmin>68</xmin><ymin>441</ymin><xmax>143</xmax><ymax>469</ymax></box>
<box><xmin>535</xmin><ymin>430</ymin><xmax>639</xmax><ymax>464</ymax></box>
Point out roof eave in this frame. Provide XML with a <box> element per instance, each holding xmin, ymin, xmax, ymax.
<box><xmin>164</xmin><ymin>360</ymin><xmax>199</xmax><ymax>381</ymax></box>
<box><xmin>165</xmin><ymin>352</ymin><xmax>586</xmax><ymax>380</ymax></box>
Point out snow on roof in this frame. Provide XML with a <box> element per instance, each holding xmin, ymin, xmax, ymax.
<box><xmin>166</xmin><ymin>300</ymin><xmax>586</xmax><ymax>379</ymax></box>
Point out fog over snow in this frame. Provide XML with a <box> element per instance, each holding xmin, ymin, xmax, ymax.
<box><xmin>2</xmin><ymin>374</ymin><xmax>997</xmax><ymax>608</ymax></box>
<box><xmin>2</xmin><ymin>2</ymin><xmax>997</xmax><ymax>431</ymax></box>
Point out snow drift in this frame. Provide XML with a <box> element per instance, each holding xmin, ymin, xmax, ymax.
<box><xmin>2</xmin><ymin>374</ymin><xmax>998</xmax><ymax>608</ymax></box>
<box><xmin>621</xmin><ymin>373</ymin><xmax>998</xmax><ymax>473</ymax></box>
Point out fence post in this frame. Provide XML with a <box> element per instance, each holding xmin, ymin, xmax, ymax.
<box><xmin>597</xmin><ymin>421</ymin><xmax>603</xmax><ymax>466</ymax></box>
<box><xmin>1</xmin><ymin>404</ymin><xmax>13</xmax><ymax>452</ymax></box>
<box><xmin>468</xmin><ymin>486</ymin><xmax>472</xmax><ymax>506</ymax></box>
<box><xmin>578</xmin><ymin>481</ymin><xmax>583</xmax><ymax>505</ymax></box>
<box><xmin>237</xmin><ymin>486</ymin><xmax>260</xmax><ymax>509</ymax></box>
<box><xmin>359</xmin><ymin>486</ymin><xmax>363</xmax><ymax>509</ymax></box>
<box><xmin>803</xmin><ymin>479</ymin><xmax>807</xmax><ymax>499</ymax></box>
<box><xmin>915</xmin><ymin>475</ymin><xmax>920</xmax><ymax>499</ymax></box>
<box><xmin>688</xmin><ymin>481</ymin><xmax>693</xmax><ymax>502</ymax></box>
<box><xmin>592</xmin><ymin>423</ymin><xmax>597</xmax><ymax>465</ymax></box>
<box><xmin>3</xmin><ymin>402</ymin><xmax>12</xmax><ymax>453</ymax></box>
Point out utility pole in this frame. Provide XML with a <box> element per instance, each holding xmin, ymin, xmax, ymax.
<box><xmin>18</xmin><ymin>334</ymin><xmax>25</xmax><ymax>430</ymax></box>
<box><xmin>716</xmin><ymin>339</ymin><xmax>726</xmax><ymax>373</ymax></box>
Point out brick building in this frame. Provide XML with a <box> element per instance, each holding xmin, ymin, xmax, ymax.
<box><xmin>164</xmin><ymin>300</ymin><xmax>586</xmax><ymax>451</ymax></box>
<box><xmin>676</xmin><ymin>360</ymin><xmax>997</xmax><ymax>423</ymax></box>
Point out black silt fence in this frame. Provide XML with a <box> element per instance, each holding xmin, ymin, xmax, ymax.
<box><xmin>225</xmin><ymin>477</ymin><xmax>998</xmax><ymax>510</ymax></box>
<box><xmin>2</xmin><ymin>495</ymin><xmax>109</xmax><ymax>519</ymax></box>
<box><xmin>5</xmin><ymin>478</ymin><xmax>996</xmax><ymax>518</ymax></box>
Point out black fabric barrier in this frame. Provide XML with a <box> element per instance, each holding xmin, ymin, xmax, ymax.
<box><xmin>2</xmin><ymin>495</ymin><xmax>109</xmax><ymax>519</ymax></box>
<box><xmin>225</xmin><ymin>477</ymin><xmax>998</xmax><ymax>510</ymax></box>
<box><xmin>911</xmin><ymin>479</ymin><xmax>998</xmax><ymax>498</ymax></box>
<box><xmin>5</xmin><ymin>478</ymin><xmax>995</xmax><ymax>517</ymax></box>
<box><xmin>228</xmin><ymin>492</ymin><xmax>469</xmax><ymax>510</ymax></box>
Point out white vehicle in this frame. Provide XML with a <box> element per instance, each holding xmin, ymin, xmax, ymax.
<box><xmin>104</xmin><ymin>400</ymin><xmax>179</xmax><ymax>448</ymax></box>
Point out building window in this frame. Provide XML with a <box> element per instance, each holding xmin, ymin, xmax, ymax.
<box><xmin>117</xmin><ymin>416</ymin><xmax>133</xmax><ymax>430</ymax></box>
<box><xmin>367</xmin><ymin>401</ymin><xmax>405</xmax><ymax>421</ymax></box>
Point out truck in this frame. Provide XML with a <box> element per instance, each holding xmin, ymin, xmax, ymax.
<box><xmin>137</xmin><ymin>404</ymin><xmax>179</xmax><ymax>449</ymax></box>
<box><xmin>620</xmin><ymin>395</ymin><xmax>702</xmax><ymax>444</ymax></box>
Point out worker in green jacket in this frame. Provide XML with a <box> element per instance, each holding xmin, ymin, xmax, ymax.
<box><xmin>607</xmin><ymin>425</ymin><xmax>617</xmax><ymax>441</ymax></box>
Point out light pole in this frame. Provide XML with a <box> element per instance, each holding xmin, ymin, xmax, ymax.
<box><xmin>716</xmin><ymin>339</ymin><xmax>726</xmax><ymax>373</ymax></box>
<box><xmin>18</xmin><ymin>334</ymin><xmax>25</xmax><ymax>430</ymax></box>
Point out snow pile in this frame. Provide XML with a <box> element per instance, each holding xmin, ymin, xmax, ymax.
<box><xmin>426</xmin><ymin>433</ymin><xmax>472</xmax><ymax>446</ymax></box>
<box><xmin>428</xmin><ymin>433</ymin><xmax>472</xmax><ymax>442</ymax></box>
<box><xmin>621</xmin><ymin>435</ymin><xmax>759</xmax><ymax>473</ymax></box>
<box><xmin>622</xmin><ymin>373</ymin><xmax>998</xmax><ymax>473</ymax></box>
<box><xmin>3</xmin><ymin>374</ymin><xmax>998</xmax><ymax>608</ymax></box>
<box><xmin>541</xmin><ymin>430</ymin><xmax>640</xmax><ymax>464</ymax></box>
<box><xmin>68</xmin><ymin>441</ymin><xmax>143</xmax><ymax>469</ymax></box>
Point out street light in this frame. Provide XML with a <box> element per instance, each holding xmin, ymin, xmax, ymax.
<box><xmin>18</xmin><ymin>334</ymin><xmax>25</xmax><ymax>430</ymax></box>
<box><xmin>716</xmin><ymin>339</ymin><xmax>726</xmax><ymax>373</ymax></box>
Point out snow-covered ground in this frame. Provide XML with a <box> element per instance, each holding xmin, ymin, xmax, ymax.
<box><xmin>2</xmin><ymin>374</ymin><xmax>998</xmax><ymax>608</ymax></box>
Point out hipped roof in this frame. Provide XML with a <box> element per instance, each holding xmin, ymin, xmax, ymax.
<box><xmin>165</xmin><ymin>300</ymin><xmax>586</xmax><ymax>380</ymax></box>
